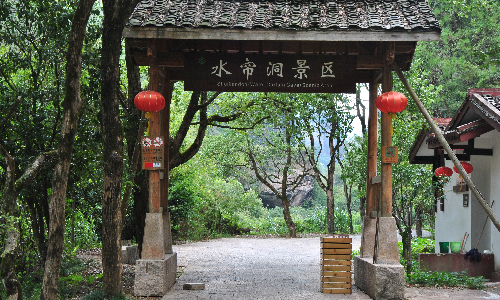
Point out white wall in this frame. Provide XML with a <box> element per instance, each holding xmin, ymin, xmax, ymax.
<box><xmin>435</xmin><ymin>159</ymin><xmax>471</xmax><ymax>253</ymax></box>
<box><xmin>470</xmin><ymin>154</ymin><xmax>491</xmax><ymax>252</ymax></box>
<box><xmin>484</xmin><ymin>131</ymin><xmax>500</xmax><ymax>271</ymax></box>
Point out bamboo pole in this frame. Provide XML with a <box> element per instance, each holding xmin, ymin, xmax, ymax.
<box><xmin>394</xmin><ymin>62</ymin><xmax>500</xmax><ymax>233</ymax></box>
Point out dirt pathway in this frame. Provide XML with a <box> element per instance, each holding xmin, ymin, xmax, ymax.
<box><xmin>162</xmin><ymin>236</ymin><xmax>499</xmax><ymax>300</ymax></box>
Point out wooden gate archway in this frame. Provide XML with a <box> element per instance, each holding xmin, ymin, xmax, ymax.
<box><xmin>124</xmin><ymin>0</ymin><xmax>441</xmax><ymax>297</ymax></box>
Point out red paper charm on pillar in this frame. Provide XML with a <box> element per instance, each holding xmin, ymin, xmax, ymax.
<box><xmin>434</xmin><ymin>166</ymin><xmax>453</xmax><ymax>178</ymax></box>
<box><xmin>376</xmin><ymin>91</ymin><xmax>408</xmax><ymax>114</ymax></box>
<box><xmin>453</xmin><ymin>161</ymin><xmax>473</xmax><ymax>174</ymax></box>
<box><xmin>134</xmin><ymin>91</ymin><xmax>165</xmax><ymax>112</ymax></box>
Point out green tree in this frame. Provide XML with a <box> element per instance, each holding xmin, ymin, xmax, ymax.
<box><xmin>99</xmin><ymin>0</ymin><xmax>140</xmax><ymax>295</ymax></box>
<box><xmin>298</xmin><ymin>93</ymin><xmax>354</xmax><ymax>233</ymax></box>
<box><xmin>0</xmin><ymin>145</ymin><xmax>57</xmax><ymax>298</ymax></box>
<box><xmin>41</xmin><ymin>0</ymin><xmax>96</xmax><ymax>298</ymax></box>
<box><xmin>415</xmin><ymin>0</ymin><xmax>500</xmax><ymax>116</ymax></box>
<box><xmin>243</xmin><ymin>93</ymin><xmax>315</xmax><ymax>238</ymax></box>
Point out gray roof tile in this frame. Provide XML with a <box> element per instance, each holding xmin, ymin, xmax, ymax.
<box><xmin>127</xmin><ymin>0</ymin><xmax>441</xmax><ymax>32</ymax></box>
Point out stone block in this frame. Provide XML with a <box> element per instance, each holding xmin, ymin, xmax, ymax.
<box><xmin>142</xmin><ymin>213</ymin><xmax>165</xmax><ymax>259</ymax></box>
<box><xmin>121</xmin><ymin>246</ymin><xmax>128</xmax><ymax>264</ymax></box>
<box><xmin>374</xmin><ymin>217</ymin><xmax>400</xmax><ymax>264</ymax></box>
<box><xmin>354</xmin><ymin>256</ymin><xmax>405</xmax><ymax>300</ymax></box>
<box><xmin>491</xmin><ymin>272</ymin><xmax>500</xmax><ymax>282</ymax></box>
<box><xmin>134</xmin><ymin>253</ymin><xmax>177</xmax><ymax>296</ymax></box>
<box><xmin>122</xmin><ymin>245</ymin><xmax>139</xmax><ymax>265</ymax></box>
<box><xmin>183</xmin><ymin>283</ymin><xmax>206</xmax><ymax>290</ymax></box>
<box><xmin>361</xmin><ymin>216</ymin><xmax>377</xmax><ymax>257</ymax></box>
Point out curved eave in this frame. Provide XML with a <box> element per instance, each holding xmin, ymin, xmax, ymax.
<box><xmin>123</xmin><ymin>26</ymin><xmax>441</xmax><ymax>42</ymax></box>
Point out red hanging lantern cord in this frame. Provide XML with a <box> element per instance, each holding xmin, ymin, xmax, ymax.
<box><xmin>376</xmin><ymin>91</ymin><xmax>408</xmax><ymax>136</ymax></box>
<box><xmin>134</xmin><ymin>91</ymin><xmax>165</xmax><ymax>136</ymax></box>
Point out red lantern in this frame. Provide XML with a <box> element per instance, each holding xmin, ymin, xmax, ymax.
<box><xmin>134</xmin><ymin>91</ymin><xmax>165</xmax><ymax>112</ymax></box>
<box><xmin>434</xmin><ymin>166</ymin><xmax>453</xmax><ymax>177</ymax></box>
<box><xmin>376</xmin><ymin>91</ymin><xmax>408</xmax><ymax>114</ymax></box>
<box><xmin>453</xmin><ymin>161</ymin><xmax>473</xmax><ymax>174</ymax></box>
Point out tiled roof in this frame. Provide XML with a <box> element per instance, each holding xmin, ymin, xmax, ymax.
<box><xmin>467</xmin><ymin>89</ymin><xmax>500</xmax><ymax>130</ymax></box>
<box><xmin>127</xmin><ymin>0</ymin><xmax>441</xmax><ymax>32</ymax></box>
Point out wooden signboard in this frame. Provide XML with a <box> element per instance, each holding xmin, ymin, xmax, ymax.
<box><xmin>321</xmin><ymin>236</ymin><xmax>352</xmax><ymax>294</ymax></box>
<box><xmin>141</xmin><ymin>136</ymin><xmax>164</xmax><ymax>170</ymax></box>
<box><xmin>184</xmin><ymin>53</ymin><xmax>356</xmax><ymax>93</ymax></box>
<box><xmin>382</xmin><ymin>146</ymin><xmax>398</xmax><ymax>163</ymax></box>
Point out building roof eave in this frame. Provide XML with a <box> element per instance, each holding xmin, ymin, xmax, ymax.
<box><xmin>123</xmin><ymin>27</ymin><xmax>441</xmax><ymax>42</ymax></box>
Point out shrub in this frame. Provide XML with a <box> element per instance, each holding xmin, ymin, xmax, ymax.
<box><xmin>409</xmin><ymin>269</ymin><xmax>487</xmax><ymax>289</ymax></box>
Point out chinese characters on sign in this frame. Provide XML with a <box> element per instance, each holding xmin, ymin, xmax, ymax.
<box><xmin>184</xmin><ymin>53</ymin><xmax>356</xmax><ymax>93</ymax></box>
<box><xmin>141</xmin><ymin>136</ymin><xmax>164</xmax><ymax>170</ymax></box>
<box><xmin>292</xmin><ymin>60</ymin><xmax>310</xmax><ymax>79</ymax></box>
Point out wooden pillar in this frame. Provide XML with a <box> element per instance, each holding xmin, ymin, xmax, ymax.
<box><xmin>361</xmin><ymin>76</ymin><xmax>380</xmax><ymax>258</ymax></box>
<box><xmin>148</xmin><ymin>39</ymin><xmax>161</xmax><ymax>214</ymax></box>
<box><xmin>141</xmin><ymin>39</ymin><xmax>165</xmax><ymax>259</ymax></box>
<box><xmin>161</xmin><ymin>72</ymin><xmax>173</xmax><ymax>254</ymax></box>
<box><xmin>380</xmin><ymin>42</ymin><xmax>394</xmax><ymax>217</ymax></box>
<box><xmin>380</xmin><ymin>67</ymin><xmax>393</xmax><ymax>217</ymax></box>
<box><xmin>366</xmin><ymin>80</ymin><xmax>378</xmax><ymax>217</ymax></box>
<box><xmin>160</xmin><ymin>76</ymin><xmax>171</xmax><ymax>211</ymax></box>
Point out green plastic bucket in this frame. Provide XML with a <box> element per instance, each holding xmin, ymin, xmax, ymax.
<box><xmin>439</xmin><ymin>242</ymin><xmax>449</xmax><ymax>253</ymax></box>
<box><xmin>450</xmin><ymin>242</ymin><xmax>461</xmax><ymax>253</ymax></box>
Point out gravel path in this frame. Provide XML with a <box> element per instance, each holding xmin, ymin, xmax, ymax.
<box><xmin>163</xmin><ymin>235</ymin><xmax>369</xmax><ymax>299</ymax></box>
<box><xmin>162</xmin><ymin>236</ymin><xmax>500</xmax><ymax>300</ymax></box>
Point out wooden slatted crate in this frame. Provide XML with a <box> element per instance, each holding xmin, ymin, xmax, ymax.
<box><xmin>321</xmin><ymin>235</ymin><xmax>352</xmax><ymax>294</ymax></box>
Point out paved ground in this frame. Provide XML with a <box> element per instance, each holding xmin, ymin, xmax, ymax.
<box><xmin>162</xmin><ymin>235</ymin><xmax>500</xmax><ymax>300</ymax></box>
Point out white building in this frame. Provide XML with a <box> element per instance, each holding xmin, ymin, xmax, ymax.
<box><xmin>409</xmin><ymin>88</ymin><xmax>500</xmax><ymax>274</ymax></box>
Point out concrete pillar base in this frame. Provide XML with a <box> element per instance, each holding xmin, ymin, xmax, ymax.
<box><xmin>134</xmin><ymin>253</ymin><xmax>177</xmax><ymax>296</ymax></box>
<box><xmin>354</xmin><ymin>256</ymin><xmax>405</xmax><ymax>300</ymax></box>
<box><xmin>374</xmin><ymin>217</ymin><xmax>400</xmax><ymax>264</ymax></box>
<box><xmin>142</xmin><ymin>212</ymin><xmax>165</xmax><ymax>259</ymax></box>
<box><xmin>361</xmin><ymin>216</ymin><xmax>377</xmax><ymax>257</ymax></box>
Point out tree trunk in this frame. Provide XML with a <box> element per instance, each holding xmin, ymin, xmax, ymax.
<box><xmin>342</xmin><ymin>177</ymin><xmax>353</xmax><ymax>234</ymax></box>
<box><xmin>0</xmin><ymin>147</ymin><xmax>22</xmax><ymax>300</ymax></box>
<box><xmin>100</xmin><ymin>0</ymin><xmax>140</xmax><ymax>295</ymax></box>
<box><xmin>282</xmin><ymin>199</ymin><xmax>296</xmax><ymax>238</ymax></box>
<box><xmin>133</xmin><ymin>171</ymin><xmax>149</xmax><ymax>256</ymax></box>
<box><xmin>415</xmin><ymin>206</ymin><xmax>423</xmax><ymax>238</ymax></box>
<box><xmin>355</xmin><ymin>84</ymin><xmax>367</xmax><ymax>135</ymax></box>
<box><xmin>359</xmin><ymin>191</ymin><xmax>366</xmax><ymax>219</ymax></box>
<box><xmin>403</xmin><ymin>224</ymin><xmax>412</xmax><ymax>277</ymax></box>
<box><xmin>0</xmin><ymin>149</ymin><xmax>57</xmax><ymax>299</ymax></box>
<box><xmin>326</xmin><ymin>188</ymin><xmax>335</xmax><ymax>233</ymax></box>
<box><xmin>41</xmin><ymin>0</ymin><xmax>94</xmax><ymax>298</ymax></box>
<box><xmin>26</xmin><ymin>192</ymin><xmax>48</xmax><ymax>267</ymax></box>
<box><xmin>347</xmin><ymin>203</ymin><xmax>353</xmax><ymax>234</ymax></box>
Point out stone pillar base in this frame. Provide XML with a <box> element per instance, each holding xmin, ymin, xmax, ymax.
<box><xmin>374</xmin><ymin>217</ymin><xmax>400</xmax><ymax>264</ymax></box>
<box><xmin>134</xmin><ymin>253</ymin><xmax>177</xmax><ymax>296</ymax></box>
<box><xmin>142</xmin><ymin>212</ymin><xmax>165</xmax><ymax>259</ymax></box>
<box><xmin>354</xmin><ymin>256</ymin><xmax>404</xmax><ymax>300</ymax></box>
<box><xmin>361</xmin><ymin>216</ymin><xmax>377</xmax><ymax>257</ymax></box>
